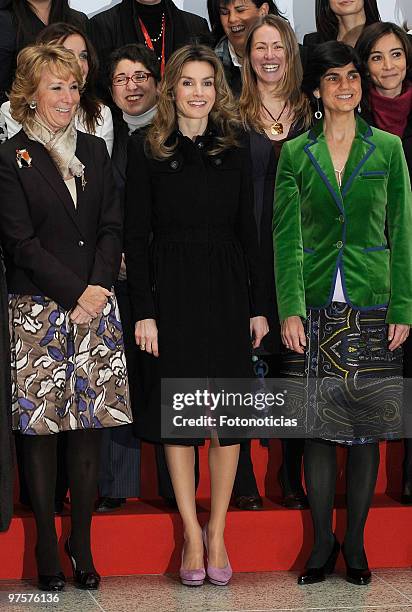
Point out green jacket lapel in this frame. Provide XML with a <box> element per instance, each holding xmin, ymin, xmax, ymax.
<box><xmin>341</xmin><ymin>117</ymin><xmax>376</xmax><ymax>197</ymax></box>
<box><xmin>303</xmin><ymin>120</ymin><xmax>344</xmax><ymax>213</ymax></box>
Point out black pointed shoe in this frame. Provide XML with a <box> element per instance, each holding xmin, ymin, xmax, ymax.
<box><xmin>38</xmin><ymin>572</ymin><xmax>65</xmax><ymax>591</ymax></box>
<box><xmin>65</xmin><ymin>538</ymin><xmax>101</xmax><ymax>590</ymax></box>
<box><xmin>298</xmin><ymin>536</ymin><xmax>340</xmax><ymax>585</ymax></box>
<box><xmin>342</xmin><ymin>546</ymin><xmax>371</xmax><ymax>586</ymax></box>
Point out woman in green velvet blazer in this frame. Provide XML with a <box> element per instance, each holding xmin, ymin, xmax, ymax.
<box><xmin>273</xmin><ymin>42</ymin><xmax>412</xmax><ymax>587</ymax></box>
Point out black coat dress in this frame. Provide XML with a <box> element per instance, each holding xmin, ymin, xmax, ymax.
<box><xmin>124</xmin><ymin>129</ymin><xmax>267</xmax><ymax>444</ymax></box>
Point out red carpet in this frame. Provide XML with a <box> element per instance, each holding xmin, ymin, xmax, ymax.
<box><xmin>1</xmin><ymin>440</ymin><xmax>410</xmax><ymax>579</ymax></box>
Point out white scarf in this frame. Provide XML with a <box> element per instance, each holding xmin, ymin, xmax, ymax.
<box><xmin>123</xmin><ymin>105</ymin><xmax>157</xmax><ymax>135</ymax></box>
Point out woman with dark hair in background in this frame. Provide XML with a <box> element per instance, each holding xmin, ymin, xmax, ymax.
<box><xmin>356</xmin><ymin>21</ymin><xmax>412</xmax><ymax>504</ymax></box>
<box><xmin>1</xmin><ymin>22</ymin><xmax>113</xmax><ymax>154</ymax></box>
<box><xmin>0</xmin><ymin>0</ymin><xmax>88</xmax><ymax>104</ymax></box>
<box><xmin>239</xmin><ymin>14</ymin><xmax>312</xmax><ymax>509</ymax></box>
<box><xmin>274</xmin><ymin>41</ymin><xmax>412</xmax><ymax>586</ymax></box>
<box><xmin>207</xmin><ymin>0</ymin><xmax>281</xmax><ymax>96</ymax></box>
<box><xmin>303</xmin><ymin>0</ymin><xmax>381</xmax><ymax>48</ymax></box>
<box><xmin>207</xmin><ymin>0</ymin><xmax>279</xmax><ymax>513</ymax></box>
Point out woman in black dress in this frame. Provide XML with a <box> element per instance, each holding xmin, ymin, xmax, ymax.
<box><xmin>356</xmin><ymin>21</ymin><xmax>412</xmax><ymax>503</ymax></box>
<box><xmin>125</xmin><ymin>44</ymin><xmax>268</xmax><ymax>587</ymax></box>
<box><xmin>303</xmin><ymin>0</ymin><xmax>381</xmax><ymax>48</ymax></box>
<box><xmin>0</xmin><ymin>0</ymin><xmax>88</xmax><ymax>104</ymax></box>
<box><xmin>239</xmin><ymin>14</ymin><xmax>312</xmax><ymax>508</ymax></box>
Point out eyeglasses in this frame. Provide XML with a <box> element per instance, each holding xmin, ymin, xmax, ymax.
<box><xmin>112</xmin><ymin>72</ymin><xmax>153</xmax><ymax>86</ymax></box>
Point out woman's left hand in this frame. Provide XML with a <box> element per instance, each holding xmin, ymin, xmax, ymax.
<box><xmin>70</xmin><ymin>304</ymin><xmax>93</xmax><ymax>325</ymax></box>
<box><xmin>388</xmin><ymin>324</ymin><xmax>410</xmax><ymax>351</ymax></box>
<box><xmin>250</xmin><ymin>316</ymin><xmax>269</xmax><ymax>349</ymax></box>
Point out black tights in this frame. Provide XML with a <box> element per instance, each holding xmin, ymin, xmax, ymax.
<box><xmin>279</xmin><ymin>439</ymin><xmax>305</xmax><ymax>495</ymax></box>
<box><xmin>304</xmin><ymin>439</ymin><xmax>379</xmax><ymax>569</ymax></box>
<box><xmin>21</xmin><ymin>429</ymin><xmax>102</xmax><ymax>575</ymax></box>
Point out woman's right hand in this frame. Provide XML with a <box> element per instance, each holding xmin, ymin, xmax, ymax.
<box><xmin>78</xmin><ymin>285</ymin><xmax>112</xmax><ymax>318</ymax></box>
<box><xmin>135</xmin><ymin>319</ymin><xmax>159</xmax><ymax>357</ymax></box>
<box><xmin>281</xmin><ymin>316</ymin><xmax>306</xmax><ymax>354</ymax></box>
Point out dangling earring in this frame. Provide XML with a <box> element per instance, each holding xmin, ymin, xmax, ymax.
<box><xmin>29</xmin><ymin>100</ymin><xmax>37</xmax><ymax>110</ymax></box>
<box><xmin>357</xmin><ymin>102</ymin><xmax>362</xmax><ymax>113</ymax></box>
<box><xmin>314</xmin><ymin>98</ymin><xmax>322</xmax><ymax>120</ymax></box>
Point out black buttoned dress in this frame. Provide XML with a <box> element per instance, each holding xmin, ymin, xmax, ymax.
<box><xmin>125</xmin><ymin>129</ymin><xmax>267</xmax><ymax>444</ymax></box>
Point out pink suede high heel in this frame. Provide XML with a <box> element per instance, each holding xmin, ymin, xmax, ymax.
<box><xmin>202</xmin><ymin>524</ymin><xmax>233</xmax><ymax>586</ymax></box>
<box><xmin>179</xmin><ymin>545</ymin><xmax>205</xmax><ymax>587</ymax></box>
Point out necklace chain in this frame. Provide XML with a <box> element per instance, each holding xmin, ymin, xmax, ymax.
<box><xmin>262</xmin><ymin>101</ymin><xmax>288</xmax><ymax>136</ymax></box>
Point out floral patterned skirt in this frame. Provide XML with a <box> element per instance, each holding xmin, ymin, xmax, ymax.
<box><xmin>9</xmin><ymin>294</ymin><xmax>132</xmax><ymax>435</ymax></box>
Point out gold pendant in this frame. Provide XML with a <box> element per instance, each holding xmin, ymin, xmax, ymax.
<box><xmin>271</xmin><ymin>122</ymin><xmax>283</xmax><ymax>136</ymax></box>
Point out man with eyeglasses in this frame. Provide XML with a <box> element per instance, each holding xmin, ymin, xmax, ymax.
<box><xmin>95</xmin><ymin>44</ymin><xmax>161</xmax><ymax>513</ymax></box>
<box><xmin>90</xmin><ymin>0</ymin><xmax>210</xmax><ymax>102</ymax></box>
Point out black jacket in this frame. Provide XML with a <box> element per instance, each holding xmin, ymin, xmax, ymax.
<box><xmin>0</xmin><ymin>0</ymin><xmax>88</xmax><ymax>103</ymax></box>
<box><xmin>90</xmin><ymin>0</ymin><xmax>210</xmax><ymax>99</ymax></box>
<box><xmin>0</xmin><ymin>130</ymin><xmax>122</xmax><ymax>310</ymax></box>
<box><xmin>0</xmin><ymin>254</ymin><xmax>12</xmax><ymax>532</ymax></box>
<box><xmin>302</xmin><ymin>31</ymin><xmax>324</xmax><ymax>47</ymax></box>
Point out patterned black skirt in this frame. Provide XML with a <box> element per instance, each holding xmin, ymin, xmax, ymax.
<box><xmin>281</xmin><ymin>303</ymin><xmax>404</xmax><ymax>444</ymax></box>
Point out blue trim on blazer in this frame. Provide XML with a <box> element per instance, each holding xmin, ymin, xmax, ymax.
<box><xmin>341</xmin><ymin>125</ymin><xmax>376</xmax><ymax>198</ymax></box>
<box><xmin>363</xmin><ymin>245</ymin><xmax>388</xmax><ymax>252</ymax></box>
<box><xmin>303</xmin><ymin>121</ymin><xmax>388</xmax><ymax>312</ymax></box>
<box><xmin>303</xmin><ymin>136</ymin><xmax>344</xmax><ymax>215</ymax></box>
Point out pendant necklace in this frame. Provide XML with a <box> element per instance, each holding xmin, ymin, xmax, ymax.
<box><xmin>262</xmin><ymin>101</ymin><xmax>288</xmax><ymax>136</ymax></box>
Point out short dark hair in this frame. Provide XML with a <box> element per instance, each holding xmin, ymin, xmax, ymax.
<box><xmin>315</xmin><ymin>0</ymin><xmax>381</xmax><ymax>43</ymax></box>
<box><xmin>108</xmin><ymin>44</ymin><xmax>161</xmax><ymax>84</ymax></box>
<box><xmin>356</xmin><ymin>21</ymin><xmax>412</xmax><ymax>82</ymax></box>
<box><xmin>207</xmin><ymin>0</ymin><xmax>282</xmax><ymax>46</ymax></box>
<box><xmin>302</xmin><ymin>41</ymin><xmax>365</xmax><ymax>102</ymax></box>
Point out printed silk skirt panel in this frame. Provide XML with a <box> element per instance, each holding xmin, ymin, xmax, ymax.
<box><xmin>281</xmin><ymin>302</ymin><xmax>404</xmax><ymax>444</ymax></box>
<box><xmin>9</xmin><ymin>294</ymin><xmax>132</xmax><ymax>435</ymax></box>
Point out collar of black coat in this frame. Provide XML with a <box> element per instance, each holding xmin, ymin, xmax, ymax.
<box><xmin>168</xmin><ymin>121</ymin><xmax>219</xmax><ymax>146</ymax></box>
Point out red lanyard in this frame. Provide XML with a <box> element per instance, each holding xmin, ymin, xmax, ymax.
<box><xmin>138</xmin><ymin>14</ymin><xmax>166</xmax><ymax>76</ymax></box>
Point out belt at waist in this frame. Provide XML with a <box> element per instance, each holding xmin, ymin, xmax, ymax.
<box><xmin>154</xmin><ymin>227</ymin><xmax>237</xmax><ymax>243</ymax></box>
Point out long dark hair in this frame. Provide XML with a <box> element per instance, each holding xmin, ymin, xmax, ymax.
<box><xmin>36</xmin><ymin>23</ymin><xmax>102</xmax><ymax>134</ymax></box>
<box><xmin>207</xmin><ymin>0</ymin><xmax>282</xmax><ymax>46</ymax></box>
<box><xmin>315</xmin><ymin>0</ymin><xmax>381</xmax><ymax>43</ymax></box>
<box><xmin>356</xmin><ymin>21</ymin><xmax>412</xmax><ymax>84</ymax></box>
<box><xmin>12</xmin><ymin>0</ymin><xmax>85</xmax><ymax>49</ymax></box>
<box><xmin>302</xmin><ymin>41</ymin><xmax>365</xmax><ymax>114</ymax></box>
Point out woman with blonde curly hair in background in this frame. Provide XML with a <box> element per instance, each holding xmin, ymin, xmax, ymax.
<box><xmin>0</xmin><ymin>43</ymin><xmax>131</xmax><ymax>591</ymax></box>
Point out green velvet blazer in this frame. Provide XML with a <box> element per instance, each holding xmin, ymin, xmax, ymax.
<box><xmin>273</xmin><ymin>116</ymin><xmax>412</xmax><ymax>324</ymax></box>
